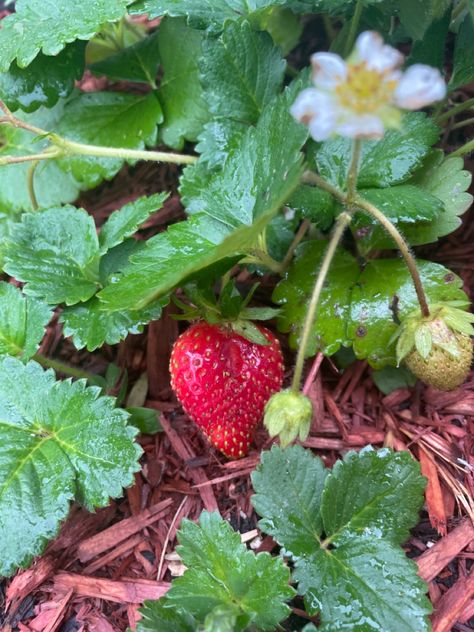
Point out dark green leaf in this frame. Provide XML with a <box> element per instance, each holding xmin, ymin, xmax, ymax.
<box><xmin>167</xmin><ymin>511</ymin><xmax>294</xmax><ymax>630</ymax></box>
<box><xmin>251</xmin><ymin>444</ymin><xmax>328</xmax><ymax>557</ymax></box>
<box><xmin>294</xmin><ymin>537</ymin><xmax>431</xmax><ymax>630</ymax></box>
<box><xmin>407</xmin><ymin>7</ymin><xmax>450</xmax><ymax>69</ymax></box>
<box><xmin>0</xmin><ymin>42</ymin><xmax>86</xmax><ymax>113</ymax></box>
<box><xmin>99</xmin><ymin>192</ymin><xmax>168</xmax><ymax>253</ymax></box>
<box><xmin>398</xmin><ymin>0</ymin><xmax>450</xmax><ymax>41</ymax></box>
<box><xmin>201</xmin><ymin>20</ymin><xmax>285</xmax><ymax>124</ymax></box>
<box><xmin>252</xmin><ymin>445</ymin><xmax>431</xmax><ymax>632</ymax></box>
<box><xmin>126</xmin><ymin>406</ymin><xmax>162</xmax><ymax>434</ymax></box>
<box><xmin>4</xmin><ymin>206</ymin><xmax>101</xmax><ymax>305</ymax></box>
<box><xmin>371</xmin><ymin>365</ymin><xmax>417</xmax><ymax>395</ymax></box>
<box><xmin>89</xmin><ymin>30</ymin><xmax>160</xmax><ymax>85</ymax></box>
<box><xmin>348</xmin><ymin>259</ymin><xmax>469</xmax><ymax>368</ymax></box>
<box><xmin>287</xmin><ymin>184</ymin><xmax>337</xmax><ymax>229</ymax></box>
<box><xmin>0</xmin><ymin>0</ymin><xmax>133</xmax><ymax>71</ymax></box>
<box><xmin>60</xmin><ymin>296</ymin><xmax>167</xmax><ymax>351</ymax></box>
<box><xmin>450</xmin><ymin>13</ymin><xmax>474</xmax><ymax>89</ymax></box>
<box><xmin>195</xmin><ymin>120</ymin><xmax>247</xmax><ymax>169</ymax></box>
<box><xmin>0</xmin><ymin>282</ymin><xmax>52</xmax><ymax>360</ymax></box>
<box><xmin>98</xmin><ymin>79</ymin><xmax>307</xmax><ymax>311</ymax></box>
<box><xmin>358</xmin><ymin>185</ymin><xmax>444</xmax><ymax>223</ymax></box>
<box><xmin>273</xmin><ymin>241</ymin><xmax>359</xmax><ymax>356</ymax></box>
<box><xmin>0</xmin><ymin>357</ymin><xmax>141</xmax><ymax>576</ymax></box>
<box><xmin>0</xmin><ymin>102</ymin><xmax>83</xmax><ymax>216</ymax></box>
<box><xmin>56</xmin><ymin>91</ymin><xmax>163</xmax><ymax>187</ymax></box>
<box><xmin>315</xmin><ymin>113</ymin><xmax>440</xmax><ymax>189</ymax></box>
<box><xmin>157</xmin><ymin>17</ymin><xmax>209</xmax><ymax>149</ymax></box>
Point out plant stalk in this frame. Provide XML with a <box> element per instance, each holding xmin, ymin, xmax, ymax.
<box><xmin>451</xmin><ymin>137</ymin><xmax>474</xmax><ymax>157</ymax></box>
<box><xmin>290</xmin><ymin>211</ymin><xmax>352</xmax><ymax>392</ymax></box>
<box><xmin>33</xmin><ymin>353</ymin><xmax>97</xmax><ymax>381</ymax></box>
<box><xmin>27</xmin><ymin>161</ymin><xmax>40</xmax><ymax>210</ymax></box>
<box><xmin>344</xmin><ymin>0</ymin><xmax>364</xmax><ymax>57</ymax></box>
<box><xmin>436</xmin><ymin>97</ymin><xmax>474</xmax><ymax>124</ymax></box>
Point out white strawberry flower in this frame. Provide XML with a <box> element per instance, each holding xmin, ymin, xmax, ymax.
<box><xmin>291</xmin><ymin>31</ymin><xmax>446</xmax><ymax>141</ymax></box>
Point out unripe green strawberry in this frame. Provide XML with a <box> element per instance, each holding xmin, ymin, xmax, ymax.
<box><xmin>264</xmin><ymin>389</ymin><xmax>313</xmax><ymax>447</ymax></box>
<box><xmin>394</xmin><ymin>303</ymin><xmax>474</xmax><ymax>392</ymax></box>
<box><xmin>405</xmin><ymin>331</ymin><xmax>472</xmax><ymax>391</ymax></box>
<box><xmin>169</xmin><ymin>321</ymin><xmax>284</xmax><ymax>458</ymax></box>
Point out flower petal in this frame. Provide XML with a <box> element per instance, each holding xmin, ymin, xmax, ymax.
<box><xmin>355</xmin><ymin>30</ymin><xmax>404</xmax><ymax>72</ymax></box>
<box><xmin>394</xmin><ymin>64</ymin><xmax>446</xmax><ymax>109</ymax></box>
<box><xmin>310</xmin><ymin>52</ymin><xmax>347</xmax><ymax>88</ymax></box>
<box><xmin>291</xmin><ymin>89</ymin><xmax>339</xmax><ymax>141</ymax></box>
<box><xmin>290</xmin><ymin>87</ymin><xmax>321</xmax><ymax>124</ymax></box>
<box><xmin>336</xmin><ymin>113</ymin><xmax>385</xmax><ymax>139</ymax></box>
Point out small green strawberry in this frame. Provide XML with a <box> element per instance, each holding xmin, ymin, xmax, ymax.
<box><xmin>264</xmin><ymin>389</ymin><xmax>313</xmax><ymax>448</ymax></box>
<box><xmin>394</xmin><ymin>303</ymin><xmax>474</xmax><ymax>391</ymax></box>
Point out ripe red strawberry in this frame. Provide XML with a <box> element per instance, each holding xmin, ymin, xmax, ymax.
<box><xmin>169</xmin><ymin>321</ymin><xmax>284</xmax><ymax>458</ymax></box>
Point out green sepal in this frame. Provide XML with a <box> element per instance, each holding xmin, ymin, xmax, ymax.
<box><xmin>231</xmin><ymin>320</ymin><xmax>270</xmax><ymax>346</ymax></box>
<box><xmin>264</xmin><ymin>389</ymin><xmax>313</xmax><ymax>447</ymax></box>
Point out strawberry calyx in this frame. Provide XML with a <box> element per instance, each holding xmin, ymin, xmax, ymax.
<box><xmin>173</xmin><ymin>280</ymin><xmax>281</xmax><ymax>346</ymax></box>
<box><xmin>264</xmin><ymin>389</ymin><xmax>313</xmax><ymax>448</ymax></box>
<box><xmin>393</xmin><ymin>302</ymin><xmax>474</xmax><ymax>365</ymax></box>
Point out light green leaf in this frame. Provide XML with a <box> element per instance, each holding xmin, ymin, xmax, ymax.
<box><xmin>201</xmin><ymin>20</ymin><xmax>285</xmax><ymax>124</ymax></box>
<box><xmin>251</xmin><ymin>445</ymin><xmax>328</xmax><ymax>556</ymax></box>
<box><xmin>0</xmin><ymin>42</ymin><xmax>86</xmax><ymax>113</ymax></box>
<box><xmin>167</xmin><ymin>512</ymin><xmax>294</xmax><ymax>630</ymax></box>
<box><xmin>157</xmin><ymin>17</ymin><xmax>209</xmax><ymax>149</ymax></box>
<box><xmin>0</xmin><ymin>102</ymin><xmax>83</xmax><ymax>217</ymax></box>
<box><xmin>450</xmin><ymin>13</ymin><xmax>474</xmax><ymax>89</ymax></box>
<box><xmin>358</xmin><ymin>185</ymin><xmax>444</xmax><ymax>223</ymax></box>
<box><xmin>99</xmin><ymin>192</ymin><xmax>168</xmax><ymax>253</ymax></box>
<box><xmin>273</xmin><ymin>241</ymin><xmax>359</xmax><ymax>356</ymax></box>
<box><xmin>137</xmin><ymin>598</ymin><xmax>197</xmax><ymax>632</ymax></box>
<box><xmin>56</xmin><ymin>91</ymin><xmax>163</xmax><ymax>187</ymax></box>
<box><xmin>60</xmin><ymin>296</ymin><xmax>167</xmax><ymax>351</ymax></box>
<box><xmin>98</xmin><ymin>78</ymin><xmax>307</xmax><ymax>311</ymax></box>
<box><xmin>0</xmin><ymin>282</ymin><xmax>52</xmax><ymax>360</ymax></box>
<box><xmin>3</xmin><ymin>206</ymin><xmax>101</xmax><ymax>305</ymax></box>
<box><xmin>315</xmin><ymin>113</ymin><xmax>439</xmax><ymax>189</ymax></box>
<box><xmin>89</xmin><ymin>29</ymin><xmax>160</xmax><ymax>86</ymax></box>
<box><xmin>195</xmin><ymin>120</ymin><xmax>247</xmax><ymax>169</ymax></box>
<box><xmin>0</xmin><ymin>357</ymin><xmax>141</xmax><ymax>576</ymax></box>
<box><xmin>0</xmin><ymin>0</ymin><xmax>133</xmax><ymax>71</ymax></box>
<box><xmin>252</xmin><ymin>445</ymin><xmax>431</xmax><ymax>632</ymax></box>
<box><xmin>348</xmin><ymin>259</ymin><xmax>469</xmax><ymax>368</ymax></box>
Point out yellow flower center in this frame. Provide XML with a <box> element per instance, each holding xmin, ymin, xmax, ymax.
<box><xmin>335</xmin><ymin>63</ymin><xmax>397</xmax><ymax>113</ymax></box>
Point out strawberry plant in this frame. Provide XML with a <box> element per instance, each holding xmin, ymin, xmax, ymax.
<box><xmin>0</xmin><ymin>0</ymin><xmax>473</xmax><ymax>630</ymax></box>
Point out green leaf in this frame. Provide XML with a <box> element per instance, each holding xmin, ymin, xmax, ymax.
<box><xmin>0</xmin><ymin>102</ymin><xmax>83</xmax><ymax>216</ymax></box>
<box><xmin>398</xmin><ymin>0</ymin><xmax>450</xmax><ymax>41</ymax></box>
<box><xmin>89</xmin><ymin>29</ymin><xmax>160</xmax><ymax>86</ymax></box>
<box><xmin>358</xmin><ymin>185</ymin><xmax>444</xmax><ymax>223</ymax></box>
<box><xmin>157</xmin><ymin>17</ymin><xmax>209</xmax><ymax>149</ymax></box>
<box><xmin>137</xmin><ymin>598</ymin><xmax>197</xmax><ymax>632</ymax></box>
<box><xmin>315</xmin><ymin>113</ymin><xmax>440</xmax><ymax>189</ymax></box>
<box><xmin>201</xmin><ymin>20</ymin><xmax>285</xmax><ymax>124</ymax></box>
<box><xmin>251</xmin><ymin>445</ymin><xmax>328</xmax><ymax>556</ymax></box>
<box><xmin>407</xmin><ymin>7</ymin><xmax>450</xmax><ymax>69</ymax></box>
<box><xmin>0</xmin><ymin>42</ymin><xmax>86</xmax><ymax>113</ymax></box>
<box><xmin>254</xmin><ymin>6</ymin><xmax>303</xmax><ymax>55</ymax></box>
<box><xmin>0</xmin><ymin>282</ymin><xmax>52</xmax><ymax>360</ymax></box>
<box><xmin>98</xmin><ymin>78</ymin><xmax>307</xmax><ymax>311</ymax></box>
<box><xmin>195</xmin><ymin>120</ymin><xmax>247</xmax><ymax>169</ymax></box>
<box><xmin>450</xmin><ymin>13</ymin><xmax>474</xmax><ymax>89</ymax></box>
<box><xmin>56</xmin><ymin>91</ymin><xmax>163</xmax><ymax>187</ymax></box>
<box><xmin>3</xmin><ymin>206</ymin><xmax>101</xmax><ymax>305</ymax></box>
<box><xmin>60</xmin><ymin>296</ymin><xmax>167</xmax><ymax>351</ymax></box>
<box><xmin>348</xmin><ymin>259</ymin><xmax>469</xmax><ymax>368</ymax></box>
<box><xmin>371</xmin><ymin>365</ymin><xmax>417</xmax><ymax>395</ymax></box>
<box><xmin>99</xmin><ymin>192</ymin><xmax>168</xmax><ymax>253</ymax></box>
<box><xmin>0</xmin><ymin>357</ymin><xmax>141</xmax><ymax>576</ymax></box>
<box><xmin>126</xmin><ymin>406</ymin><xmax>162</xmax><ymax>434</ymax></box>
<box><xmin>0</xmin><ymin>0</ymin><xmax>133</xmax><ymax>71</ymax></box>
<box><xmin>287</xmin><ymin>184</ymin><xmax>336</xmax><ymax>229</ymax></box>
<box><xmin>167</xmin><ymin>511</ymin><xmax>294</xmax><ymax>630</ymax></box>
<box><xmin>251</xmin><ymin>445</ymin><xmax>431</xmax><ymax>632</ymax></box>
<box><xmin>273</xmin><ymin>241</ymin><xmax>359</xmax><ymax>356</ymax></box>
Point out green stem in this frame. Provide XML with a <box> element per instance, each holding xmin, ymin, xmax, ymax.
<box><xmin>354</xmin><ymin>195</ymin><xmax>430</xmax><ymax>317</ymax></box>
<box><xmin>346</xmin><ymin>138</ymin><xmax>362</xmax><ymax>204</ymax></box>
<box><xmin>451</xmin><ymin>116</ymin><xmax>474</xmax><ymax>131</ymax></box>
<box><xmin>344</xmin><ymin>0</ymin><xmax>363</xmax><ymax>57</ymax></box>
<box><xmin>451</xmin><ymin>137</ymin><xmax>474</xmax><ymax>157</ymax></box>
<box><xmin>33</xmin><ymin>353</ymin><xmax>97</xmax><ymax>381</ymax></box>
<box><xmin>436</xmin><ymin>97</ymin><xmax>474</xmax><ymax>124</ymax></box>
<box><xmin>244</xmin><ymin>249</ymin><xmax>284</xmax><ymax>274</ymax></box>
<box><xmin>0</xmin><ymin>149</ymin><xmax>62</xmax><ymax>166</ymax></box>
<box><xmin>290</xmin><ymin>211</ymin><xmax>352</xmax><ymax>392</ymax></box>
<box><xmin>281</xmin><ymin>219</ymin><xmax>311</xmax><ymax>271</ymax></box>
<box><xmin>452</xmin><ymin>0</ymin><xmax>468</xmax><ymax>22</ymax></box>
<box><xmin>27</xmin><ymin>161</ymin><xmax>39</xmax><ymax>210</ymax></box>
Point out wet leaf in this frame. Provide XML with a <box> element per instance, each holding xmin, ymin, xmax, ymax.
<box><xmin>0</xmin><ymin>0</ymin><xmax>132</xmax><ymax>71</ymax></box>
<box><xmin>273</xmin><ymin>241</ymin><xmax>359</xmax><ymax>356</ymax></box>
<box><xmin>89</xmin><ymin>29</ymin><xmax>161</xmax><ymax>85</ymax></box>
<box><xmin>0</xmin><ymin>282</ymin><xmax>52</xmax><ymax>360</ymax></box>
<box><xmin>164</xmin><ymin>512</ymin><xmax>294</xmax><ymax>630</ymax></box>
<box><xmin>98</xmin><ymin>78</ymin><xmax>307</xmax><ymax>311</ymax></box>
<box><xmin>286</xmin><ymin>184</ymin><xmax>336</xmax><ymax>230</ymax></box>
<box><xmin>450</xmin><ymin>13</ymin><xmax>474</xmax><ymax>89</ymax></box>
<box><xmin>137</xmin><ymin>598</ymin><xmax>197</xmax><ymax>632</ymax></box>
<box><xmin>315</xmin><ymin>113</ymin><xmax>439</xmax><ymax>189</ymax></box>
<box><xmin>0</xmin><ymin>357</ymin><xmax>141</xmax><ymax>576</ymax></box>
<box><xmin>156</xmin><ymin>17</ymin><xmax>209</xmax><ymax>149</ymax></box>
<box><xmin>0</xmin><ymin>42</ymin><xmax>86</xmax><ymax>113</ymax></box>
<box><xmin>252</xmin><ymin>445</ymin><xmax>431</xmax><ymax>632</ymax></box>
<box><xmin>56</xmin><ymin>91</ymin><xmax>163</xmax><ymax>187</ymax></box>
